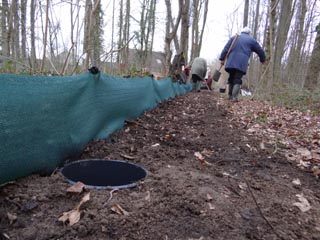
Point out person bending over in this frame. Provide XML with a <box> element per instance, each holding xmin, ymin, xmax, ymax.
<box><xmin>190</xmin><ymin>57</ymin><xmax>207</xmax><ymax>92</ymax></box>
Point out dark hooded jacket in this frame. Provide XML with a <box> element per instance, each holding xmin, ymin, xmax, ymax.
<box><xmin>219</xmin><ymin>32</ymin><xmax>266</xmax><ymax>74</ymax></box>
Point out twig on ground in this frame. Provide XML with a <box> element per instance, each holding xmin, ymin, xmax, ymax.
<box><xmin>226</xmin><ymin>177</ymin><xmax>241</xmax><ymax>196</ymax></box>
<box><xmin>244</xmin><ymin>178</ymin><xmax>283</xmax><ymax>239</ymax></box>
<box><xmin>5</xmin><ymin>197</ymin><xmax>22</xmax><ymax>209</ymax></box>
<box><xmin>103</xmin><ymin>189</ymin><xmax>118</xmax><ymax>207</ymax></box>
<box><xmin>1</xmin><ymin>232</ymin><xmax>10</xmax><ymax>239</ymax></box>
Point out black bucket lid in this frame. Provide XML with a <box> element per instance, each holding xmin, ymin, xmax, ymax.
<box><xmin>61</xmin><ymin>159</ymin><xmax>147</xmax><ymax>190</ymax></box>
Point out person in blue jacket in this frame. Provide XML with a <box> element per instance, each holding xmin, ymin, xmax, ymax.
<box><xmin>219</xmin><ymin>26</ymin><xmax>266</xmax><ymax>101</ymax></box>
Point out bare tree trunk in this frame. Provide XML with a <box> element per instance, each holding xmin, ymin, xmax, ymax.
<box><xmin>286</xmin><ymin>0</ymin><xmax>306</xmax><ymax>86</ymax></box>
<box><xmin>170</xmin><ymin>17</ymin><xmax>180</xmax><ymax>51</ymax></box>
<box><xmin>117</xmin><ymin>0</ymin><xmax>124</xmax><ymax>64</ymax></box>
<box><xmin>83</xmin><ymin>0</ymin><xmax>91</xmax><ymax>54</ymax></box>
<box><xmin>110</xmin><ymin>0</ymin><xmax>115</xmax><ymax>72</ymax></box>
<box><xmin>300</xmin><ymin>0</ymin><xmax>317</xmax><ymax>85</ymax></box>
<box><xmin>124</xmin><ymin>0</ymin><xmax>130</xmax><ymax>65</ymax></box>
<box><xmin>265</xmin><ymin>0</ymin><xmax>278</xmax><ymax>96</ymax></box>
<box><xmin>180</xmin><ymin>0</ymin><xmax>190</xmax><ymax>63</ymax></box>
<box><xmin>164</xmin><ymin>0</ymin><xmax>182</xmax><ymax>73</ymax></box>
<box><xmin>30</xmin><ymin>0</ymin><xmax>37</xmax><ymax>69</ymax></box>
<box><xmin>20</xmin><ymin>0</ymin><xmax>27</xmax><ymax>59</ymax></box>
<box><xmin>252</xmin><ymin>0</ymin><xmax>260</xmax><ymax>39</ymax></box>
<box><xmin>13</xmin><ymin>0</ymin><xmax>20</xmax><ymax>60</ymax></box>
<box><xmin>191</xmin><ymin>0</ymin><xmax>199</xmax><ymax>60</ymax></box>
<box><xmin>191</xmin><ymin>0</ymin><xmax>208</xmax><ymax>59</ymax></box>
<box><xmin>147</xmin><ymin>0</ymin><xmax>156</xmax><ymax>67</ymax></box>
<box><xmin>1</xmin><ymin>0</ymin><xmax>10</xmax><ymax>56</ymax></box>
<box><xmin>83</xmin><ymin>0</ymin><xmax>101</xmax><ymax>70</ymax></box>
<box><xmin>139</xmin><ymin>0</ymin><xmax>146</xmax><ymax>59</ymax></box>
<box><xmin>92</xmin><ymin>0</ymin><xmax>103</xmax><ymax>66</ymax></box>
<box><xmin>70</xmin><ymin>0</ymin><xmax>82</xmax><ymax>67</ymax></box>
<box><xmin>40</xmin><ymin>0</ymin><xmax>50</xmax><ymax>72</ymax></box>
<box><xmin>243</xmin><ymin>0</ymin><xmax>249</xmax><ymax>27</ymax></box>
<box><xmin>305</xmin><ymin>22</ymin><xmax>320</xmax><ymax>90</ymax></box>
<box><xmin>198</xmin><ymin>0</ymin><xmax>208</xmax><ymax>56</ymax></box>
<box><xmin>273</xmin><ymin>0</ymin><xmax>293</xmax><ymax>83</ymax></box>
<box><xmin>247</xmin><ymin>0</ymin><xmax>261</xmax><ymax>90</ymax></box>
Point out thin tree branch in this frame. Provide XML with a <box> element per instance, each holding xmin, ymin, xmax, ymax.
<box><xmin>244</xmin><ymin>178</ymin><xmax>283</xmax><ymax>239</ymax></box>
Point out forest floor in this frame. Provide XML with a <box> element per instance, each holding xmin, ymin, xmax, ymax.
<box><xmin>1</xmin><ymin>90</ymin><xmax>320</xmax><ymax>240</ymax></box>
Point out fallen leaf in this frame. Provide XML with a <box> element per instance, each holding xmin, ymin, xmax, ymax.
<box><xmin>293</xmin><ymin>194</ymin><xmax>311</xmax><ymax>212</ymax></box>
<box><xmin>297</xmin><ymin>148</ymin><xmax>312</xmax><ymax>158</ymax></box>
<box><xmin>201</xmin><ymin>149</ymin><xmax>214</xmax><ymax>157</ymax></box>
<box><xmin>238</xmin><ymin>182</ymin><xmax>247</xmax><ymax>190</ymax></box>
<box><xmin>7</xmin><ymin>212</ymin><xmax>17</xmax><ymax>224</ymax></box>
<box><xmin>208</xmin><ymin>203</ymin><xmax>215</xmax><ymax>210</ymax></box>
<box><xmin>145</xmin><ymin>191</ymin><xmax>151</xmax><ymax>201</ymax></box>
<box><xmin>194</xmin><ymin>152</ymin><xmax>205</xmax><ymax>161</ymax></box>
<box><xmin>120</xmin><ymin>153</ymin><xmax>135</xmax><ymax>160</ymax></box>
<box><xmin>312</xmin><ymin>151</ymin><xmax>320</xmax><ymax>161</ymax></box>
<box><xmin>77</xmin><ymin>192</ymin><xmax>90</xmax><ymax>209</ymax></box>
<box><xmin>67</xmin><ymin>181</ymin><xmax>86</xmax><ymax>193</ymax></box>
<box><xmin>194</xmin><ymin>152</ymin><xmax>212</xmax><ymax>166</ymax></box>
<box><xmin>151</xmin><ymin>143</ymin><xmax>160</xmax><ymax>147</ymax></box>
<box><xmin>297</xmin><ymin>160</ymin><xmax>310</xmax><ymax>169</ymax></box>
<box><xmin>2</xmin><ymin>233</ymin><xmax>10</xmax><ymax>239</ymax></box>
<box><xmin>292</xmin><ymin>178</ymin><xmax>301</xmax><ymax>186</ymax></box>
<box><xmin>188</xmin><ymin>237</ymin><xmax>204</xmax><ymax>240</ymax></box>
<box><xmin>111</xmin><ymin>204</ymin><xmax>129</xmax><ymax>216</ymax></box>
<box><xmin>58</xmin><ymin>208</ymin><xmax>82</xmax><ymax>226</ymax></box>
<box><xmin>312</xmin><ymin>166</ymin><xmax>320</xmax><ymax>177</ymax></box>
<box><xmin>246</xmin><ymin>144</ymin><xmax>253</xmax><ymax>151</ymax></box>
<box><xmin>222</xmin><ymin>172</ymin><xmax>231</xmax><ymax>177</ymax></box>
<box><xmin>58</xmin><ymin>193</ymin><xmax>90</xmax><ymax>226</ymax></box>
<box><xmin>206</xmin><ymin>193</ymin><xmax>213</xmax><ymax>201</ymax></box>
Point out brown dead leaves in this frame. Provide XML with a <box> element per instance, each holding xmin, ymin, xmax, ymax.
<box><xmin>58</xmin><ymin>192</ymin><xmax>90</xmax><ymax>226</ymax></box>
<box><xmin>225</xmin><ymin>99</ymin><xmax>320</xmax><ymax>176</ymax></box>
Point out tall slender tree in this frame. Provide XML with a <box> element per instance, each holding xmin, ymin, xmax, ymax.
<box><xmin>190</xmin><ymin>0</ymin><xmax>209</xmax><ymax>59</ymax></box>
<box><xmin>30</xmin><ymin>0</ymin><xmax>37</xmax><ymax>69</ymax></box>
<box><xmin>272</xmin><ymin>0</ymin><xmax>293</xmax><ymax>83</ymax></box>
<box><xmin>21</xmin><ymin>0</ymin><xmax>27</xmax><ymax>59</ymax></box>
<box><xmin>243</xmin><ymin>0</ymin><xmax>249</xmax><ymax>27</ymax></box>
<box><xmin>179</xmin><ymin>0</ymin><xmax>190</xmax><ymax>63</ymax></box>
<box><xmin>164</xmin><ymin>0</ymin><xmax>182</xmax><ymax>71</ymax></box>
<box><xmin>1</xmin><ymin>0</ymin><xmax>10</xmax><ymax>56</ymax></box>
<box><xmin>40</xmin><ymin>0</ymin><xmax>50</xmax><ymax>72</ymax></box>
<box><xmin>305</xmin><ymin>22</ymin><xmax>320</xmax><ymax>90</ymax></box>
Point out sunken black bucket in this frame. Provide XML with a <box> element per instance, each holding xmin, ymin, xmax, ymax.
<box><xmin>61</xmin><ymin>159</ymin><xmax>147</xmax><ymax>190</ymax></box>
<box><xmin>219</xmin><ymin>88</ymin><xmax>226</xmax><ymax>93</ymax></box>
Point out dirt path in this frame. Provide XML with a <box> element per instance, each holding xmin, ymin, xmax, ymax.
<box><xmin>1</xmin><ymin>91</ymin><xmax>320</xmax><ymax>240</ymax></box>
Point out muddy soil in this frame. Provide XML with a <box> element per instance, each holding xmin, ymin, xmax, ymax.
<box><xmin>1</xmin><ymin>91</ymin><xmax>320</xmax><ymax>240</ymax></box>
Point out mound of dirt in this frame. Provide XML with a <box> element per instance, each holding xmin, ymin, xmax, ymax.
<box><xmin>1</xmin><ymin>91</ymin><xmax>320</xmax><ymax>240</ymax></box>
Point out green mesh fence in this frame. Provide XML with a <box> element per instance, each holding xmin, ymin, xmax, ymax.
<box><xmin>0</xmin><ymin>72</ymin><xmax>192</xmax><ymax>184</ymax></box>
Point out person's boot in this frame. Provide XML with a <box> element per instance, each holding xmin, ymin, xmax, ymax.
<box><xmin>196</xmin><ymin>81</ymin><xmax>201</xmax><ymax>92</ymax></box>
<box><xmin>232</xmin><ymin>84</ymin><xmax>241</xmax><ymax>101</ymax></box>
<box><xmin>228</xmin><ymin>84</ymin><xmax>234</xmax><ymax>100</ymax></box>
<box><xmin>192</xmin><ymin>82</ymin><xmax>197</xmax><ymax>91</ymax></box>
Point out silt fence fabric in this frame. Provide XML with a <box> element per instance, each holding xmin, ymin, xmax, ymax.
<box><xmin>0</xmin><ymin>72</ymin><xmax>191</xmax><ymax>184</ymax></box>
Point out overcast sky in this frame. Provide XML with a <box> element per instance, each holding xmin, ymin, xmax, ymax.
<box><xmin>134</xmin><ymin>0</ymin><xmax>245</xmax><ymax>63</ymax></box>
<box><xmin>54</xmin><ymin>0</ymin><xmax>319</xmax><ymax>64</ymax></box>
<box><xmin>94</xmin><ymin>0</ymin><xmax>245</xmax><ymax>64</ymax></box>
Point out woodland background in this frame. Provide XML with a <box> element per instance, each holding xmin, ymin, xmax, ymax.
<box><xmin>0</xmin><ymin>0</ymin><xmax>320</xmax><ymax>111</ymax></box>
